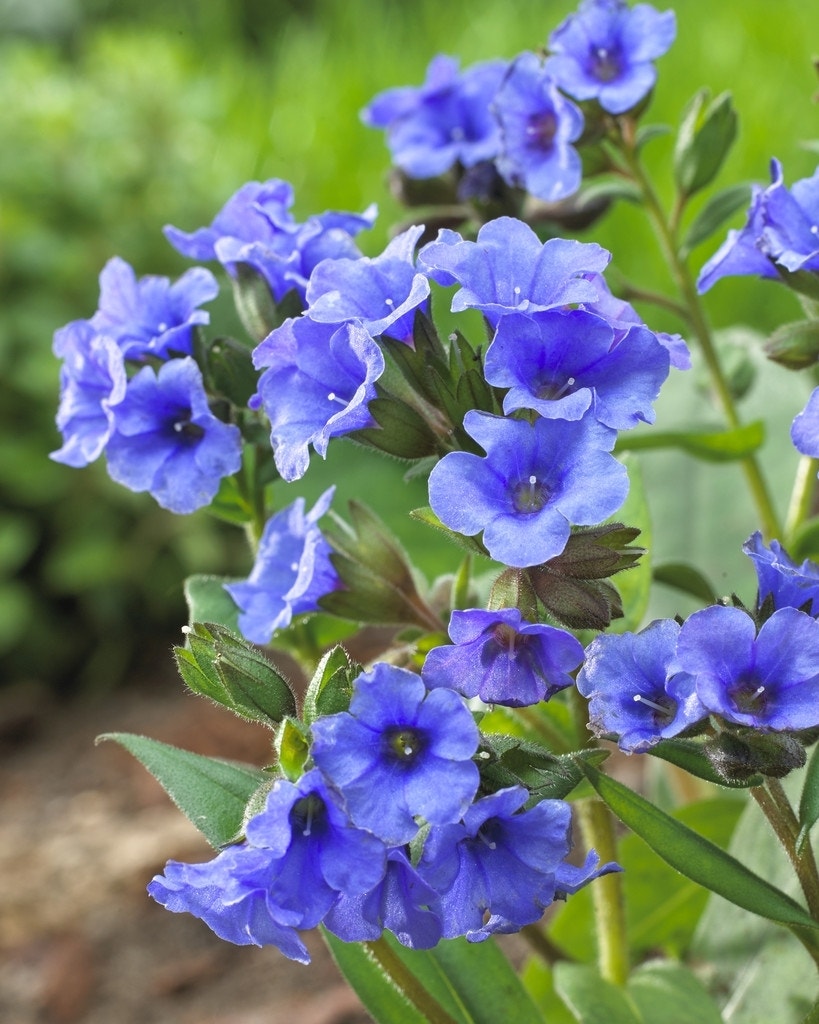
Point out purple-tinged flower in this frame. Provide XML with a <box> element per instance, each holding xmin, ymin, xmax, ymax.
<box><xmin>164</xmin><ymin>179</ymin><xmax>376</xmax><ymax>302</ymax></box>
<box><xmin>483</xmin><ymin>309</ymin><xmax>670</xmax><ymax>430</ymax></box>
<box><xmin>744</xmin><ymin>531</ymin><xmax>819</xmax><ymax>617</ymax></box>
<box><xmin>251</xmin><ymin>318</ymin><xmax>385</xmax><ymax>482</ymax></box>
<box><xmin>324</xmin><ymin>848</ymin><xmax>443</xmax><ymax>950</ymax></box>
<box><xmin>305</xmin><ymin>225</ymin><xmax>430</xmax><ymax>343</ymax></box>
<box><xmin>493</xmin><ymin>52</ymin><xmax>584</xmax><ymax>202</ymax></box>
<box><xmin>423</xmin><ymin>607</ymin><xmax>583</xmax><ymax>707</ymax></box>
<box><xmin>674</xmin><ymin>605</ymin><xmax>819</xmax><ymax>730</ymax></box>
<box><xmin>225</xmin><ymin>488</ymin><xmax>339</xmax><ymax>645</ymax></box>
<box><xmin>791</xmin><ymin>387</ymin><xmax>819</xmax><ymax>462</ymax></box>
<box><xmin>698</xmin><ymin>160</ymin><xmax>819</xmax><ymax>293</ymax></box>
<box><xmin>148</xmin><ymin>844</ymin><xmax>311</xmax><ymax>962</ymax></box>
<box><xmin>418</xmin><ymin>217</ymin><xmax>609</xmax><ymax>327</ymax></box>
<box><xmin>89</xmin><ymin>256</ymin><xmax>218</xmax><ymax>361</ymax></box>
<box><xmin>50</xmin><ymin>320</ymin><xmax>127</xmax><ymax>467</ymax></box>
<box><xmin>577</xmin><ymin>619</ymin><xmax>706</xmax><ymax>751</ymax></box>
<box><xmin>104</xmin><ymin>357</ymin><xmax>242</xmax><ymax>514</ymax></box>
<box><xmin>242</xmin><ymin>769</ymin><xmax>387</xmax><ymax>929</ymax></box>
<box><xmin>310</xmin><ymin>663</ymin><xmax>480</xmax><ymax>845</ymax></box>
<box><xmin>545</xmin><ymin>0</ymin><xmax>676</xmax><ymax>115</ymax></box>
<box><xmin>362</xmin><ymin>55</ymin><xmax>507</xmax><ymax>178</ymax></box>
<box><xmin>578</xmin><ymin>271</ymin><xmax>690</xmax><ymax>370</ymax></box>
<box><xmin>419</xmin><ymin>787</ymin><xmax>616</xmax><ymax>940</ymax></box>
<box><xmin>428</xmin><ymin>409</ymin><xmax>628</xmax><ymax>568</ymax></box>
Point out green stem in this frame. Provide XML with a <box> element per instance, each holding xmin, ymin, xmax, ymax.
<box><xmin>751</xmin><ymin>781</ymin><xmax>819</xmax><ymax>921</ymax></box>
<box><xmin>520</xmin><ymin>924</ymin><xmax>575</xmax><ymax>966</ymax></box>
<box><xmin>785</xmin><ymin>455</ymin><xmax>819</xmax><ymax>541</ymax></box>
<box><xmin>363</xmin><ymin>937</ymin><xmax>460</xmax><ymax>1024</ymax></box>
<box><xmin>576</xmin><ymin>797</ymin><xmax>630</xmax><ymax>985</ymax></box>
<box><xmin>614</xmin><ymin>127</ymin><xmax>782</xmax><ymax>540</ymax></box>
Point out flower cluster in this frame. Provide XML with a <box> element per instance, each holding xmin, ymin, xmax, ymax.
<box><xmin>149</xmin><ymin>663</ymin><xmax>616</xmax><ymax>959</ymax></box>
<box><xmin>578</xmin><ymin>534</ymin><xmax>819</xmax><ymax>756</ymax></box>
<box><xmin>362</xmin><ymin>0</ymin><xmax>675</xmax><ymax>202</ymax></box>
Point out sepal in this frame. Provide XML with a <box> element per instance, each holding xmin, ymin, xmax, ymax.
<box><xmin>302</xmin><ymin>645</ymin><xmax>361</xmax><ymax>725</ymax></box>
<box><xmin>674</xmin><ymin>89</ymin><xmax>738</xmax><ymax>198</ymax></box>
<box><xmin>230</xmin><ymin>264</ymin><xmax>303</xmax><ymax>342</ymax></box>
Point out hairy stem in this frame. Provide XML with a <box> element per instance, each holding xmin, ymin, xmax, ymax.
<box><xmin>751</xmin><ymin>781</ymin><xmax>819</xmax><ymax>921</ymax></box>
<box><xmin>363</xmin><ymin>937</ymin><xmax>461</xmax><ymax>1024</ymax></box>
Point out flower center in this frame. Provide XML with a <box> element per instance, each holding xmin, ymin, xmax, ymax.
<box><xmin>525</xmin><ymin>111</ymin><xmax>558</xmax><ymax>148</ymax></box>
<box><xmin>171</xmin><ymin>410</ymin><xmax>205</xmax><ymax>442</ymax></box>
<box><xmin>536</xmin><ymin>376</ymin><xmax>577</xmax><ymax>401</ymax></box>
<box><xmin>592</xmin><ymin>46</ymin><xmax>621</xmax><ymax>83</ymax></box>
<box><xmin>632</xmin><ymin>692</ymin><xmax>676</xmax><ymax>726</ymax></box>
<box><xmin>512</xmin><ymin>474</ymin><xmax>550</xmax><ymax>514</ymax></box>
<box><xmin>290</xmin><ymin>794</ymin><xmax>325</xmax><ymax>837</ymax></box>
<box><xmin>383</xmin><ymin>726</ymin><xmax>425</xmax><ymax>764</ymax></box>
<box><xmin>730</xmin><ymin>676</ymin><xmax>768</xmax><ymax>716</ymax></box>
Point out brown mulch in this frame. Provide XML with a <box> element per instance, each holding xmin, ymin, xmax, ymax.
<box><xmin>0</xmin><ymin>664</ymin><xmax>371</xmax><ymax>1024</ymax></box>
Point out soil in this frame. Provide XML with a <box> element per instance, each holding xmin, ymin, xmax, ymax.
<box><xmin>0</xmin><ymin>655</ymin><xmax>372</xmax><ymax>1024</ymax></box>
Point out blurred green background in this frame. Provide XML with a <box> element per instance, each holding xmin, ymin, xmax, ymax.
<box><xmin>2</xmin><ymin>0</ymin><xmax>818</xmax><ymax>691</ymax></box>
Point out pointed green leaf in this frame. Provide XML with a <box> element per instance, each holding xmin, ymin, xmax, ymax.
<box><xmin>96</xmin><ymin>732</ymin><xmax>265</xmax><ymax>848</ymax></box>
<box><xmin>302</xmin><ymin>645</ymin><xmax>359</xmax><ymax>725</ymax></box>
<box><xmin>652</xmin><ymin>562</ymin><xmax>718</xmax><ymax>603</ymax></box>
<box><xmin>553</xmin><ymin>963</ymin><xmax>642</xmax><ymax>1024</ymax></box>
<box><xmin>680</xmin><ymin>182</ymin><xmax>752</xmax><ymax>256</ymax></box>
<box><xmin>410</xmin><ymin>505</ymin><xmax>490</xmax><ymax>557</ymax></box>
<box><xmin>184</xmin><ymin>574</ymin><xmax>240</xmax><ymax>631</ymax></box>
<box><xmin>616</xmin><ymin>421</ymin><xmax>764</xmax><ymax>462</ymax></box>
<box><xmin>626</xmin><ymin>960</ymin><xmax>724</xmax><ymax>1024</ymax></box>
<box><xmin>674</xmin><ymin>89</ymin><xmax>738</xmax><ymax>198</ymax></box>
<box><xmin>577</xmin><ymin>760</ymin><xmax>819</xmax><ymax>933</ymax></box>
<box><xmin>798</xmin><ymin>743</ymin><xmax>819</xmax><ymax>855</ymax></box>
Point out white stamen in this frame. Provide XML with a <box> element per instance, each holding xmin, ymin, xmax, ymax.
<box><xmin>751</xmin><ymin>685</ymin><xmax>766</xmax><ymax>699</ymax></box>
<box><xmin>290</xmin><ymin>562</ymin><xmax>299</xmax><ymax>572</ymax></box>
<box><xmin>302</xmin><ymin>801</ymin><xmax>314</xmax><ymax>837</ymax></box>
<box><xmin>327</xmin><ymin>392</ymin><xmax>346</xmax><ymax>406</ymax></box>
<box><xmin>528</xmin><ymin>474</ymin><xmax>537</xmax><ymax>486</ymax></box>
<box><xmin>384</xmin><ymin>297</ymin><xmax>394</xmax><ymax>306</ymax></box>
<box><xmin>633</xmin><ymin>693</ymin><xmax>667</xmax><ymax>713</ymax></box>
<box><xmin>513</xmin><ymin>286</ymin><xmax>521</xmax><ymax>296</ymax></box>
<box><xmin>157</xmin><ymin>321</ymin><xmax>168</xmax><ymax>332</ymax></box>
<box><xmin>403</xmin><ymin>744</ymin><xmax>413</xmax><ymax>756</ymax></box>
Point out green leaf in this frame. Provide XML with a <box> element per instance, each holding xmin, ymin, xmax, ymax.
<box><xmin>616</xmin><ymin>421</ymin><xmax>764</xmax><ymax>462</ymax></box>
<box><xmin>626</xmin><ymin>960</ymin><xmax>724</xmax><ymax>1024</ymax></box>
<box><xmin>274</xmin><ymin>717</ymin><xmax>309</xmax><ymax>781</ymax></box>
<box><xmin>680</xmin><ymin>182</ymin><xmax>752</xmax><ymax>256</ymax></box>
<box><xmin>798</xmin><ymin>742</ymin><xmax>819</xmax><ymax>855</ymax></box>
<box><xmin>652</xmin><ymin>562</ymin><xmax>718</xmax><ymax>604</ymax></box>
<box><xmin>480</xmin><ymin>735</ymin><xmax>609</xmax><ymax>803</ymax></box>
<box><xmin>674</xmin><ymin>89</ymin><xmax>738</xmax><ymax>198</ymax></box>
<box><xmin>577</xmin><ymin>760</ymin><xmax>819</xmax><ymax>934</ymax></box>
<box><xmin>636</xmin><ymin>123</ymin><xmax>672</xmax><ymax>150</ymax></box>
<box><xmin>553</xmin><ymin>963</ymin><xmax>642</xmax><ymax>1024</ymax></box>
<box><xmin>184</xmin><ymin>574</ymin><xmax>240</xmax><ymax>632</ymax></box>
<box><xmin>649</xmin><ymin>738</ymin><xmax>763</xmax><ymax>789</ymax></box>
<box><xmin>788</xmin><ymin>518</ymin><xmax>819</xmax><ymax>563</ymax></box>
<box><xmin>573</xmin><ymin>175</ymin><xmax>643</xmax><ymax>210</ymax></box>
<box><xmin>410</xmin><ymin>505</ymin><xmax>490</xmax><ymax>557</ymax></box>
<box><xmin>765</xmin><ymin>319</ymin><xmax>819</xmax><ymax>370</ymax></box>
<box><xmin>302</xmin><ymin>644</ymin><xmax>359</xmax><ymax>725</ymax></box>
<box><xmin>96</xmin><ymin>732</ymin><xmax>265</xmax><ymax>848</ymax></box>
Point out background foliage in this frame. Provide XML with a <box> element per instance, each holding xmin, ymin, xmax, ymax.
<box><xmin>3</xmin><ymin>0</ymin><xmax>817</xmax><ymax>690</ymax></box>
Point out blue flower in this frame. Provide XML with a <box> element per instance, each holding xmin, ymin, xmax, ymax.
<box><xmin>423</xmin><ymin>607</ymin><xmax>583</xmax><ymax>707</ymax></box>
<box><xmin>148</xmin><ymin>844</ymin><xmax>311</xmax><ymax>962</ymax></box>
<box><xmin>427</xmin><ymin>409</ymin><xmax>628</xmax><ymax>568</ymax></box>
<box><xmin>324</xmin><ymin>847</ymin><xmax>443</xmax><ymax>950</ymax></box>
<box><xmin>418</xmin><ymin>217</ymin><xmax>609</xmax><ymax>327</ymax></box>
<box><xmin>791</xmin><ymin>387</ymin><xmax>819</xmax><ymax>462</ymax></box>
<box><xmin>419</xmin><ymin>787</ymin><xmax>615</xmax><ymax>940</ymax></box>
<box><xmin>104</xmin><ymin>357</ymin><xmax>242</xmax><ymax>514</ymax></box>
<box><xmin>577</xmin><ymin>619</ymin><xmax>706</xmax><ymax>751</ymax></box>
<box><xmin>305</xmin><ymin>225</ymin><xmax>431</xmax><ymax>344</ymax></box>
<box><xmin>251</xmin><ymin>318</ymin><xmax>385</xmax><ymax>482</ymax></box>
<box><xmin>545</xmin><ymin>0</ymin><xmax>676</xmax><ymax>115</ymax></box>
<box><xmin>744</xmin><ymin>531</ymin><xmax>819</xmax><ymax>616</ymax></box>
<box><xmin>493</xmin><ymin>52</ymin><xmax>584</xmax><ymax>203</ymax></box>
<box><xmin>225</xmin><ymin>488</ymin><xmax>339</xmax><ymax>644</ymax></box>
<box><xmin>362</xmin><ymin>55</ymin><xmax>507</xmax><ymax>178</ymax></box>
<box><xmin>483</xmin><ymin>309</ymin><xmax>671</xmax><ymax>431</ymax></box>
<box><xmin>50</xmin><ymin>320</ymin><xmax>127</xmax><ymax>467</ymax></box>
<box><xmin>310</xmin><ymin>663</ymin><xmax>480</xmax><ymax>845</ymax></box>
<box><xmin>674</xmin><ymin>605</ymin><xmax>819</xmax><ymax>730</ymax></box>
<box><xmin>165</xmin><ymin>179</ymin><xmax>375</xmax><ymax>302</ymax></box>
<box><xmin>698</xmin><ymin>160</ymin><xmax>819</xmax><ymax>293</ymax></box>
<box><xmin>90</xmin><ymin>256</ymin><xmax>219</xmax><ymax>361</ymax></box>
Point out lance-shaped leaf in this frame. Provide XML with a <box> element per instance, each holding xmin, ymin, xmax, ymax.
<box><xmin>96</xmin><ymin>732</ymin><xmax>266</xmax><ymax>848</ymax></box>
<box><xmin>577</xmin><ymin>759</ymin><xmax>819</xmax><ymax>934</ymax></box>
<box><xmin>798</xmin><ymin>743</ymin><xmax>819</xmax><ymax>855</ymax></box>
<box><xmin>410</xmin><ymin>506</ymin><xmax>490</xmax><ymax>557</ymax></box>
<box><xmin>302</xmin><ymin>644</ymin><xmax>360</xmax><ymax>725</ymax></box>
<box><xmin>674</xmin><ymin>89</ymin><xmax>738</xmax><ymax>198</ymax></box>
<box><xmin>680</xmin><ymin>182</ymin><xmax>752</xmax><ymax>257</ymax></box>
<box><xmin>553</xmin><ymin>963</ymin><xmax>641</xmax><ymax>1024</ymax></box>
<box><xmin>616</xmin><ymin>421</ymin><xmax>764</xmax><ymax>461</ymax></box>
<box><xmin>653</xmin><ymin>562</ymin><xmax>718</xmax><ymax>603</ymax></box>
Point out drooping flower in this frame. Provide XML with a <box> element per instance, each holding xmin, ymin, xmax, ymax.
<box><xmin>577</xmin><ymin>618</ymin><xmax>706</xmax><ymax>751</ymax></box>
<box><xmin>418</xmin><ymin>217</ymin><xmax>609</xmax><ymax>326</ymax></box>
<box><xmin>674</xmin><ymin>605</ymin><xmax>819</xmax><ymax>730</ymax></box>
<box><xmin>324</xmin><ymin>847</ymin><xmax>443</xmax><ymax>950</ymax></box>
<box><xmin>148</xmin><ymin>844</ymin><xmax>311</xmax><ymax>962</ymax></box>
<box><xmin>483</xmin><ymin>309</ymin><xmax>671</xmax><ymax>430</ymax></box>
<box><xmin>419</xmin><ymin>787</ymin><xmax>617</xmax><ymax>940</ymax></box>
<box><xmin>225</xmin><ymin>488</ymin><xmax>339</xmax><ymax>644</ymax></box>
<box><xmin>698</xmin><ymin>160</ymin><xmax>819</xmax><ymax>294</ymax></box>
<box><xmin>545</xmin><ymin>0</ymin><xmax>676</xmax><ymax>115</ymax></box>
<box><xmin>251</xmin><ymin>318</ymin><xmax>385</xmax><ymax>481</ymax></box>
<box><xmin>743</xmin><ymin>531</ymin><xmax>819</xmax><ymax>617</ymax></box>
<box><xmin>423</xmin><ymin>607</ymin><xmax>583</xmax><ymax>707</ymax></box>
<box><xmin>305</xmin><ymin>225</ymin><xmax>431</xmax><ymax>343</ymax></box>
<box><xmin>427</xmin><ymin>409</ymin><xmax>628</xmax><ymax>568</ymax></box>
<box><xmin>164</xmin><ymin>179</ymin><xmax>376</xmax><ymax>303</ymax></box>
<box><xmin>361</xmin><ymin>55</ymin><xmax>507</xmax><ymax>178</ymax></box>
<box><xmin>90</xmin><ymin>256</ymin><xmax>219</xmax><ymax>361</ymax></box>
<box><xmin>50</xmin><ymin>320</ymin><xmax>127</xmax><ymax>467</ymax></box>
<box><xmin>493</xmin><ymin>52</ymin><xmax>584</xmax><ymax>203</ymax></box>
<box><xmin>310</xmin><ymin>663</ymin><xmax>480</xmax><ymax>845</ymax></box>
<box><xmin>104</xmin><ymin>357</ymin><xmax>242</xmax><ymax>514</ymax></box>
